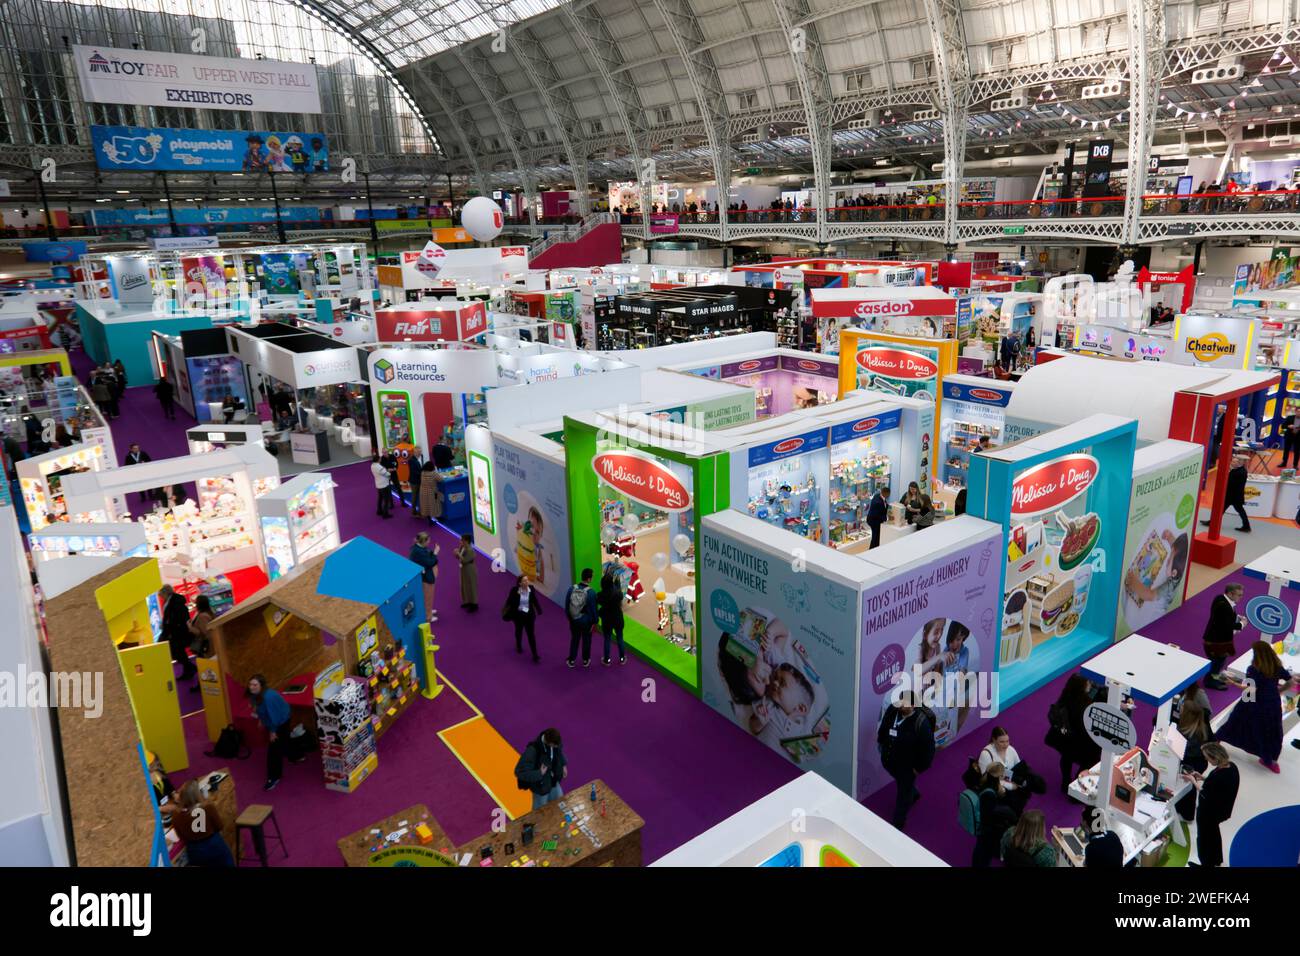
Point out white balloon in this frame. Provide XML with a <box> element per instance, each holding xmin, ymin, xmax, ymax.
<box><xmin>651</xmin><ymin>552</ymin><xmax>669</xmax><ymax>571</ymax></box>
<box><xmin>461</xmin><ymin>196</ymin><xmax>504</xmax><ymax>242</ymax></box>
<box><xmin>672</xmin><ymin>533</ymin><xmax>692</xmax><ymax>554</ymax></box>
<box><xmin>600</xmin><ymin>526</ymin><xmax>618</xmax><ymax>545</ymax></box>
<box><xmin>622</xmin><ymin>513</ymin><xmax>640</xmax><ymax>532</ymax></box>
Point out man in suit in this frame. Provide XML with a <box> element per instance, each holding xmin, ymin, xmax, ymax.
<box><xmin>1202</xmin><ymin>456</ymin><xmax>1251</xmax><ymax>532</ymax></box>
<box><xmin>1190</xmin><ymin>743</ymin><xmax>1239</xmax><ymax>867</ymax></box>
<box><xmin>866</xmin><ymin>485</ymin><xmax>890</xmax><ymax>550</ymax></box>
<box><xmin>124</xmin><ymin>443</ymin><xmax>152</xmax><ymax>504</ymax></box>
<box><xmin>1202</xmin><ymin>582</ymin><xmax>1244</xmax><ymax>690</ymax></box>
<box><xmin>159</xmin><ymin>584</ymin><xmax>197</xmax><ymax>683</ymax></box>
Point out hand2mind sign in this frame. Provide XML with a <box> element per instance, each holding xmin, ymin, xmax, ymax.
<box><xmin>1011</xmin><ymin>454</ymin><xmax>1099</xmax><ymax>517</ymax></box>
<box><xmin>592</xmin><ymin>451</ymin><xmax>691</xmax><ymax>512</ymax></box>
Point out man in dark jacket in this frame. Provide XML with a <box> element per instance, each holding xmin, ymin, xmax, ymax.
<box><xmin>1202</xmin><ymin>582</ymin><xmax>1244</xmax><ymax>690</ymax></box>
<box><xmin>159</xmin><ymin>584</ymin><xmax>196</xmax><ymax>682</ymax></box>
<box><xmin>876</xmin><ymin>691</ymin><xmax>935</xmax><ymax>830</ymax></box>
<box><xmin>154</xmin><ymin>377</ymin><xmax>176</xmax><ymax>420</ymax></box>
<box><xmin>1224</xmin><ymin>457</ymin><xmax>1251</xmax><ymax>531</ymax></box>
<box><xmin>125</xmin><ymin>443</ymin><xmax>153</xmax><ymax>503</ymax></box>
<box><xmin>866</xmin><ymin>485</ymin><xmax>890</xmax><ymax>550</ymax></box>
<box><xmin>514</xmin><ymin>728</ymin><xmax>567</xmax><ymax>809</ymax></box>
<box><xmin>1191</xmin><ymin>743</ymin><xmax>1239</xmax><ymax>867</ymax></box>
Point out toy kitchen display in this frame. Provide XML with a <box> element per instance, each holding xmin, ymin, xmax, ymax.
<box><xmin>256</xmin><ymin>471</ymin><xmax>341</xmax><ymax>580</ymax></box>
<box><xmin>999</xmin><ymin>458</ymin><xmax>1105</xmax><ymax>668</ymax></box>
<box><xmin>744</xmin><ymin>429</ymin><xmax>828</xmax><ymax>543</ymax></box>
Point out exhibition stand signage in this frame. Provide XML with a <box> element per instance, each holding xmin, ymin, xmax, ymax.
<box><xmin>376</xmin><ymin>301</ymin><xmax>488</xmax><ymax>343</ymax></box>
<box><xmin>699</xmin><ymin>511</ymin><xmax>868</xmax><ymax>793</ymax></box>
<box><xmin>1167</xmin><ymin>312</ymin><xmax>1257</xmax><ymax>369</ymax></box>
<box><xmin>938</xmin><ymin>375</ymin><xmax>1015</xmax><ymax>492</ymax></box>
<box><xmin>1116</xmin><ymin>441</ymin><xmax>1202</xmax><ymax>640</ymax></box>
<box><xmin>837</xmin><ymin>329</ymin><xmax>957</xmax><ymax>404</ymax></box>
<box><xmin>966</xmin><ymin>414</ymin><xmax>1139</xmax><ymax>708</ymax></box>
<box><xmin>564</xmin><ymin>410</ymin><xmax>730</xmax><ymax>691</ymax></box>
<box><xmin>855</xmin><ymin>519</ymin><xmax>1003</xmax><ymax>798</ymax></box>
<box><xmin>72</xmin><ymin>45</ymin><xmax>322</xmax><ymax>114</ymax></box>
<box><xmin>91</xmin><ymin>125</ymin><xmax>328</xmax><ymax>173</ymax></box>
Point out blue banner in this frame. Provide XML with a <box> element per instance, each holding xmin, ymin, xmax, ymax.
<box><xmin>748</xmin><ymin>428</ymin><xmax>829</xmax><ymax>467</ymax></box>
<box><xmin>24</xmin><ymin>241</ymin><xmax>89</xmax><ymax>263</ymax></box>
<box><xmin>830</xmin><ymin>408</ymin><xmax>902</xmax><ymax>444</ymax></box>
<box><xmin>91</xmin><ymin>125</ymin><xmax>328</xmax><ymax>173</ymax></box>
<box><xmin>91</xmin><ymin>206</ymin><xmax>324</xmax><ymax>226</ymax></box>
<box><xmin>943</xmin><ymin>380</ymin><xmax>1013</xmax><ymax>408</ymax></box>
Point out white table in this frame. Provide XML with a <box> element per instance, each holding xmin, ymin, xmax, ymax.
<box><xmin>1242</xmin><ymin>546</ymin><xmax>1300</xmax><ymax>594</ymax></box>
<box><xmin>1066</xmin><ymin>635</ymin><xmax>1210</xmax><ymax>866</ymax></box>
<box><xmin>1079</xmin><ymin>634</ymin><xmax>1211</xmax><ymax>708</ymax></box>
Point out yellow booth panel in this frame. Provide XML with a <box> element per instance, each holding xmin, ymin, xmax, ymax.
<box><xmin>119</xmin><ymin>642</ymin><xmax>189</xmax><ymax>774</ymax></box>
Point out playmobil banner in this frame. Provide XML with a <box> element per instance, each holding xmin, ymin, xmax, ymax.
<box><xmin>91</xmin><ymin>125</ymin><xmax>327</xmax><ymax>172</ymax></box>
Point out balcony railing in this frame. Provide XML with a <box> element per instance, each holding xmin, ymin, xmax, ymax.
<box><xmin>7</xmin><ymin>189</ymin><xmax>1298</xmax><ymax>246</ymax></box>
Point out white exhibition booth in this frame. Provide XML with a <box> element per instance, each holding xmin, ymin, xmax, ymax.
<box><xmin>652</xmin><ymin>772</ymin><xmax>946</xmax><ymax>867</ymax></box>
<box><xmin>377</xmin><ymin>246</ymin><xmax>530</xmax><ymax>303</ymax></box>
<box><xmin>59</xmin><ymin>443</ymin><xmax>280</xmax><ymax>584</ymax></box>
<box><xmin>29</xmin><ymin>520</ymin><xmax>149</xmax><ymax>600</ymax></box>
<box><xmin>226</xmin><ymin>325</ymin><xmax>367</xmax><ymax>465</ymax></box>
<box><xmin>366</xmin><ymin>341</ymin><xmax>634</xmax><ymax>456</ymax></box>
<box><xmin>17</xmin><ymin>433</ymin><xmax>119</xmax><ymax>532</ymax></box>
<box><xmin>0</xmin><ymin>504</ymin><xmax>70</xmax><ymax>865</ymax></box>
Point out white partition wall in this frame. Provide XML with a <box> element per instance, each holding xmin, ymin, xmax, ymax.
<box><xmin>0</xmin><ymin>505</ymin><xmax>71</xmax><ymax>865</ymax></box>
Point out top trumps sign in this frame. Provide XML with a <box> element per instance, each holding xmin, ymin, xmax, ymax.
<box><xmin>73</xmin><ymin>46</ymin><xmax>322</xmax><ymax>114</ymax></box>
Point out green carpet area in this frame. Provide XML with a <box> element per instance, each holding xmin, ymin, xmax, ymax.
<box><xmin>1160</xmin><ymin>821</ymin><xmax>1191</xmax><ymax>867</ymax></box>
<box><xmin>626</xmin><ymin>624</ymin><xmax>697</xmax><ymax>690</ymax></box>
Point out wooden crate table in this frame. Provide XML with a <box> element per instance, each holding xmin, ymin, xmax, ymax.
<box><xmin>337</xmin><ymin>804</ymin><xmax>454</xmax><ymax>866</ymax></box>
<box><xmin>454</xmin><ymin>779</ymin><xmax>643</xmax><ymax>868</ymax></box>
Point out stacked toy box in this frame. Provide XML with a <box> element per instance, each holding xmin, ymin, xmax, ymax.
<box><xmin>315</xmin><ymin>677</ymin><xmax>378</xmax><ymax>793</ymax></box>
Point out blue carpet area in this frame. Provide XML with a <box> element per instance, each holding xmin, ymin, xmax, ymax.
<box><xmin>1229</xmin><ymin>805</ymin><xmax>1300</xmax><ymax>866</ymax></box>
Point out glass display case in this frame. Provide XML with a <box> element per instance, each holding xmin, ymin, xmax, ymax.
<box><xmin>746</xmin><ymin>449</ymin><xmax>825</xmax><ymax>542</ymax></box>
<box><xmin>255</xmin><ymin>471</ymin><xmax>340</xmax><ymax>580</ymax></box>
<box><xmin>378</xmin><ymin>391</ymin><xmax>413</xmax><ymax>448</ymax></box>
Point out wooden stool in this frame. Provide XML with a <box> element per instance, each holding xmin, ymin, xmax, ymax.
<box><xmin>235</xmin><ymin>804</ymin><xmax>288</xmax><ymax>866</ymax></box>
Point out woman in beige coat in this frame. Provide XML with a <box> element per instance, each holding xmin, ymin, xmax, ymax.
<box><xmin>455</xmin><ymin>533</ymin><xmax>479</xmax><ymax>611</ymax></box>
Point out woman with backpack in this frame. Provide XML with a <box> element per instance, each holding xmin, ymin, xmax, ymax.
<box><xmin>1045</xmin><ymin>673</ymin><xmax>1102</xmax><ymax>792</ymax></box>
<box><xmin>1000</xmin><ymin>810</ymin><xmax>1055</xmax><ymax>867</ymax></box>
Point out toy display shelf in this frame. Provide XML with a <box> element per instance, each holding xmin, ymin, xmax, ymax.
<box><xmin>747</xmin><ymin>476</ymin><xmax>820</xmax><ymax>541</ymax></box>
<box><xmin>827</xmin><ymin>453</ymin><xmax>890</xmax><ymax>547</ymax></box>
<box><xmin>366</xmin><ymin>652</ymin><xmax>420</xmax><ymax>739</ymax></box>
<box><xmin>944</xmin><ymin>420</ymin><xmax>999</xmax><ymax>487</ymax></box>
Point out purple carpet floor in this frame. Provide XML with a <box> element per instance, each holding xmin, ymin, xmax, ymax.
<box><xmin>73</xmin><ymin>348</ymin><xmax>1293</xmax><ymax>866</ymax></box>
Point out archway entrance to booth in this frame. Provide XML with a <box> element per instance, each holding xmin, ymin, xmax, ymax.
<box><xmin>564</xmin><ymin>413</ymin><xmax>730</xmax><ymax>691</ymax></box>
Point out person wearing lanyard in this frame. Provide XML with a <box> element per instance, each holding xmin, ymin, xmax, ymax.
<box><xmin>876</xmin><ymin>691</ymin><xmax>935</xmax><ymax>831</ymax></box>
<box><xmin>502</xmin><ymin>574</ymin><xmax>543</xmax><ymax>663</ymax></box>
